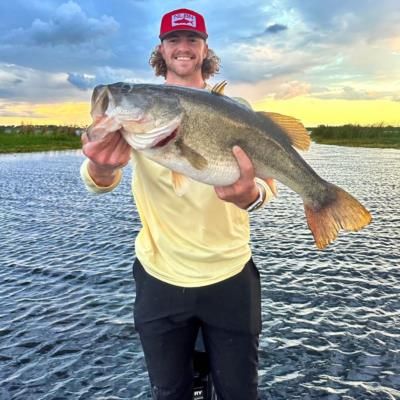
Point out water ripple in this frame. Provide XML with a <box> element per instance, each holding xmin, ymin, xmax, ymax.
<box><xmin>1</xmin><ymin>146</ymin><xmax>399</xmax><ymax>399</ymax></box>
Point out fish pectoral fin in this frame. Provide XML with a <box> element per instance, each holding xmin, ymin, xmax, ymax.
<box><xmin>211</xmin><ymin>80</ymin><xmax>228</xmax><ymax>95</ymax></box>
<box><xmin>176</xmin><ymin>140</ymin><xmax>208</xmax><ymax>170</ymax></box>
<box><xmin>171</xmin><ymin>171</ymin><xmax>190</xmax><ymax>196</ymax></box>
<box><xmin>91</xmin><ymin>85</ymin><xmax>110</xmax><ymax>119</ymax></box>
<box><xmin>257</xmin><ymin>112</ymin><xmax>311</xmax><ymax>151</ymax></box>
<box><xmin>264</xmin><ymin>178</ymin><xmax>278</xmax><ymax>197</ymax></box>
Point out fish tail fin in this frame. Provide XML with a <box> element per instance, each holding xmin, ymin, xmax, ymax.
<box><xmin>304</xmin><ymin>184</ymin><xmax>372</xmax><ymax>249</ymax></box>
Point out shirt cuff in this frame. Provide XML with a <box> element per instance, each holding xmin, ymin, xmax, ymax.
<box><xmin>80</xmin><ymin>158</ymin><xmax>123</xmax><ymax>194</ymax></box>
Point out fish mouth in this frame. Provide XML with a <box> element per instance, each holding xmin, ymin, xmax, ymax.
<box><xmin>124</xmin><ymin>115</ymin><xmax>181</xmax><ymax>150</ymax></box>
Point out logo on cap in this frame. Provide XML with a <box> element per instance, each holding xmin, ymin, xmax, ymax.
<box><xmin>172</xmin><ymin>12</ymin><xmax>197</xmax><ymax>28</ymax></box>
<box><xmin>159</xmin><ymin>8</ymin><xmax>207</xmax><ymax>40</ymax></box>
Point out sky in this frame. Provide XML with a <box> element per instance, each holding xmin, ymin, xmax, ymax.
<box><xmin>0</xmin><ymin>0</ymin><xmax>399</xmax><ymax>127</ymax></box>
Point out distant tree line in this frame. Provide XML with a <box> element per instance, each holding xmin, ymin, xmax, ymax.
<box><xmin>310</xmin><ymin>124</ymin><xmax>400</xmax><ymax>148</ymax></box>
<box><xmin>0</xmin><ymin>124</ymin><xmax>86</xmax><ymax>136</ymax></box>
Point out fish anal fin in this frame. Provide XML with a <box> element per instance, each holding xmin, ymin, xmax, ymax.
<box><xmin>171</xmin><ymin>171</ymin><xmax>190</xmax><ymax>196</ymax></box>
<box><xmin>176</xmin><ymin>139</ymin><xmax>208</xmax><ymax>170</ymax></box>
<box><xmin>257</xmin><ymin>112</ymin><xmax>311</xmax><ymax>151</ymax></box>
<box><xmin>304</xmin><ymin>184</ymin><xmax>372</xmax><ymax>249</ymax></box>
<box><xmin>211</xmin><ymin>80</ymin><xmax>228</xmax><ymax>95</ymax></box>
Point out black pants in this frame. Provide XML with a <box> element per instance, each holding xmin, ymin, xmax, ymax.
<box><xmin>132</xmin><ymin>258</ymin><xmax>261</xmax><ymax>400</ymax></box>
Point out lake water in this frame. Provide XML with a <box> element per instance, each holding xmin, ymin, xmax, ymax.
<box><xmin>0</xmin><ymin>144</ymin><xmax>399</xmax><ymax>400</ymax></box>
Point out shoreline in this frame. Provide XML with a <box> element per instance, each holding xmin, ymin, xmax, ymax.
<box><xmin>1</xmin><ymin>141</ymin><xmax>399</xmax><ymax>154</ymax></box>
<box><xmin>0</xmin><ymin>143</ymin><xmax>82</xmax><ymax>154</ymax></box>
<box><xmin>1</xmin><ymin>124</ymin><xmax>399</xmax><ymax>153</ymax></box>
<box><xmin>310</xmin><ymin>139</ymin><xmax>400</xmax><ymax>150</ymax></box>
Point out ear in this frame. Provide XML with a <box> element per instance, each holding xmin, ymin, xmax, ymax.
<box><xmin>203</xmin><ymin>43</ymin><xmax>209</xmax><ymax>60</ymax></box>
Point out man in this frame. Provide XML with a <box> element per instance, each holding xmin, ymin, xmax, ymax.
<box><xmin>81</xmin><ymin>8</ymin><xmax>269</xmax><ymax>400</ymax></box>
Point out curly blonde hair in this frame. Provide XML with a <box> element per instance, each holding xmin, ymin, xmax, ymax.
<box><xmin>149</xmin><ymin>46</ymin><xmax>221</xmax><ymax>80</ymax></box>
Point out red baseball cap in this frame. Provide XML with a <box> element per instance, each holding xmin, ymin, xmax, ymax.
<box><xmin>159</xmin><ymin>8</ymin><xmax>208</xmax><ymax>40</ymax></box>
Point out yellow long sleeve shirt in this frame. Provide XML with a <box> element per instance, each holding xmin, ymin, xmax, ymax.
<box><xmin>81</xmin><ymin>154</ymin><xmax>251</xmax><ymax>287</ymax></box>
<box><xmin>80</xmin><ymin>95</ymin><xmax>268</xmax><ymax>287</ymax></box>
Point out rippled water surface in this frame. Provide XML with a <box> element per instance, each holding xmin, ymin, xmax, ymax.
<box><xmin>1</xmin><ymin>145</ymin><xmax>399</xmax><ymax>399</ymax></box>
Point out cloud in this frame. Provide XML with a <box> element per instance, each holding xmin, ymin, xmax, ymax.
<box><xmin>265</xmin><ymin>24</ymin><xmax>288</xmax><ymax>34</ymax></box>
<box><xmin>311</xmin><ymin>85</ymin><xmax>400</xmax><ymax>101</ymax></box>
<box><xmin>217</xmin><ymin>41</ymin><xmax>323</xmax><ymax>84</ymax></box>
<box><xmin>4</xmin><ymin>1</ymin><xmax>119</xmax><ymax>46</ymax></box>
<box><xmin>0</xmin><ymin>63</ymin><xmax>153</xmax><ymax>102</ymax></box>
<box><xmin>0</xmin><ymin>0</ymin><xmax>399</xmax><ymax>109</ymax></box>
<box><xmin>274</xmin><ymin>81</ymin><xmax>311</xmax><ymax>100</ymax></box>
<box><xmin>287</xmin><ymin>0</ymin><xmax>400</xmax><ymax>45</ymax></box>
<box><xmin>204</xmin><ymin>1</ymin><xmax>278</xmax><ymax>44</ymax></box>
<box><xmin>244</xmin><ymin>23</ymin><xmax>289</xmax><ymax>41</ymax></box>
<box><xmin>224</xmin><ymin>77</ymin><xmax>312</xmax><ymax>104</ymax></box>
<box><xmin>0</xmin><ymin>101</ymin><xmax>48</xmax><ymax>118</ymax></box>
<box><xmin>67</xmin><ymin>67</ymin><xmax>156</xmax><ymax>91</ymax></box>
<box><xmin>0</xmin><ymin>1</ymin><xmax>154</xmax><ymax>74</ymax></box>
<box><xmin>319</xmin><ymin>86</ymin><xmax>372</xmax><ymax>100</ymax></box>
<box><xmin>0</xmin><ymin>63</ymin><xmax>87</xmax><ymax>102</ymax></box>
<box><xmin>67</xmin><ymin>73</ymin><xmax>96</xmax><ymax>90</ymax></box>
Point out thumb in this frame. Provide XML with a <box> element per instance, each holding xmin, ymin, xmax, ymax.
<box><xmin>232</xmin><ymin>146</ymin><xmax>254</xmax><ymax>179</ymax></box>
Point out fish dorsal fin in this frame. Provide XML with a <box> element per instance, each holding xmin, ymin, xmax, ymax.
<box><xmin>257</xmin><ymin>112</ymin><xmax>311</xmax><ymax>151</ymax></box>
<box><xmin>171</xmin><ymin>171</ymin><xmax>190</xmax><ymax>196</ymax></box>
<box><xmin>211</xmin><ymin>80</ymin><xmax>228</xmax><ymax>95</ymax></box>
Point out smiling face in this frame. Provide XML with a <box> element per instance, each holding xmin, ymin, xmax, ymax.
<box><xmin>159</xmin><ymin>31</ymin><xmax>208</xmax><ymax>83</ymax></box>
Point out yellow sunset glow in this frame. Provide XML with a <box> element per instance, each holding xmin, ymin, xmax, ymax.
<box><xmin>253</xmin><ymin>97</ymin><xmax>400</xmax><ymax>127</ymax></box>
<box><xmin>0</xmin><ymin>102</ymin><xmax>91</xmax><ymax>126</ymax></box>
<box><xmin>0</xmin><ymin>96</ymin><xmax>399</xmax><ymax>127</ymax></box>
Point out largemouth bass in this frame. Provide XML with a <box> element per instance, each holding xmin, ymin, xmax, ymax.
<box><xmin>88</xmin><ymin>81</ymin><xmax>372</xmax><ymax>249</ymax></box>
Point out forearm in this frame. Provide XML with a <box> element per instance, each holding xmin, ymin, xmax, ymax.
<box><xmin>231</xmin><ymin>178</ymin><xmax>271</xmax><ymax>211</ymax></box>
<box><xmin>234</xmin><ymin>181</ymin><xmax>260</xmax><ymax>210</ymax></box>
<box><xmin>80</xmin><ymin>159</ymin><xmax>123</xmax><ymax>194</ymax></box>
<box><xmin>87</xmin><ymin>160</ymin><xmax>122</xmax><ymax>187</ymax></box>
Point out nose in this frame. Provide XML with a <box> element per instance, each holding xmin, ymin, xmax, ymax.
<box><xmin>176</xmin><ymin>38</ymin><xmax>192</xmax><ymax>52</ymax></box>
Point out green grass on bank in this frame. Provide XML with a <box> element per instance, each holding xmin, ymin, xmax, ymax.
<box><xmin>310</xmin><ymin>124</ymin><xmax>400</xmax><ymax>149</ymax></box>
<box><xmin>1</xmin><ymin>123</ymin><xmax>400</xmax><ymax>153</ymax></box>
<box><xmin>0</xmin><ymin>125</ymin><xmax>84</xmax><ymax>153</ymax></box>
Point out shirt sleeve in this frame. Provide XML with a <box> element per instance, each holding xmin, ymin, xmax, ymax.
<box><xmin>80</xmin><ymin>158</ymin><xmax>123</xmax><ymax>194</ymax></box>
